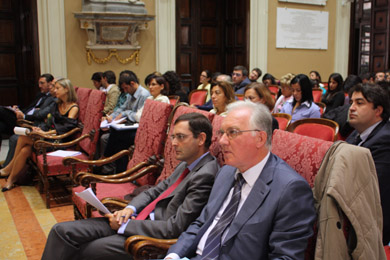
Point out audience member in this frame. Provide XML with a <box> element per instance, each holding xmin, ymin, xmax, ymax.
<box><xmin>385</xmin><ymin>69</ymin><xmax>390</xmax><ymax>82</ymax></box>
<box><xmin>164</xmin><ymin>71</ymin><xmax>188</xmax><ymax>103</ymax></box>
<box><xmin>375</xmin><ymin>71</ymin><xmax>386</xmax><ymax>82</ymax></box>
<box><xmin>346</xmin><ymin>83</ymin><xmax>390</xmax><ymax>245</ymax></box>
<box><xmin>232</xmin><ymin>65</ymin><xmax>251</xmax><ymax>94</ymax></box>
<box><xmin>1</xmin><ymin>79</ymin><xmax>79</xmax><ymax>191</ymax></box>
<box><xmin>210</xmin><ymin>81</ymin><xmax>236</xmax><ymax>116</ymax></box>
<box><xmin>42</xmin><ymin>113</ymin><xmax>220</xmax><ymax>260</ymax></box>
<box><xmin>309</xmin><ymin>70</ymin><xmax>322</xmax><ymax>83</ymax></box>
<box><xmin>101</xmin><ymin>70</ymin><xmax>120</xmax><ymax>115</ymax></box>
<box><xmin>197</xmin><ymin>70</ymin><xmax>212</xmax><ymax>102</ymax></box>
<box><xmin>360</xmin><ymin>72</ymin><xmax>375</xmax><ymax>84</ymax></box>
<box><xmin>91</xmin><ymin>72</ymin><xmax>104</xmax><ymax>91</ymax></box>
<box><xmin>321</xmin><ymin>73</ymin><xmax>345</xmax><ymax>114</ymax></box>
<box><xmin>165</xmin><ymin>101</ymin><xmax>316</xmax><ymax>259</ymax></box>
<box><xmin>197</xmin><ymin>74</ymin><xmax>232</xmax><ymax>112</ymax></box>
<box><xmin>244</xmin><ymin>82</ymin><xmax>279</xmax><ymax>131</ymax></box>
<box><xmin>249</xmin><ymin>67</ymin><xmax>262</xmax><ymax>82</ymax></box>
<box><xmin>262</xmin><ymin>73</ymin><xmax>277</xmax><ymax>86</ymax></box>
<box><xmin>273</xmin><ymin>73</ymin><xmax>294</xmax><ymax>113</ymax></box>
<box><xmin>343</xmin><ymin>74</ymin><xmax>362</xmax><ymax>104</ymax></box>
<box><xmin>0</xmin><ymin>73</ymin><xmax>54</xmax><ymax>142</ymax></box>
<box><xmin>281</xmin><ymin>74</ymin><xmax>321</xmax><ymax>122</ymax></box>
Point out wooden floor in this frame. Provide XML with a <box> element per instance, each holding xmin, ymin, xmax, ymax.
<box><xmin>0</xmin><ymin>179</ymin><xmax>74</xmax><ymax>260</ymax></box>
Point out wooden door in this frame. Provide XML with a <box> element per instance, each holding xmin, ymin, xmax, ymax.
<box><xmin>176</xmin><ymin>0</ymin><xmax>249</xmax><ymax>92</ymax></box>
<box><xmin>0</xmin><ymin>0</ymin><xmax>40</xmax><ymax>107</ymax></box>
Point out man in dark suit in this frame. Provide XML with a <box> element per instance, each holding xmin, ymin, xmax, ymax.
<box><xmin>0</xmin><ymin>73</ymin><xmax>54</xmax><ymax>139</ymax></box>
<box><xmin>232</xmin><ymin>65</ymin><xmax>251</xmax><ymax>94</ymax></box>
<box><xmin>166</xmin><ymin>101</ymin><xmax>316</xmax><ymax>260</ymax></box>
<box><xmin>42</xmin><ymin>113</ymin><xmax>220</xmax><ymax>260</ymax></box>
<box><xmin>346</xmin><ymin>83</ymin><xmax>390</xmax><ymax>245</ymax></box>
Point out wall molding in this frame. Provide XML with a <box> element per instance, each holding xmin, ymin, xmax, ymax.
<box><xmin>37</xmin><ymin>0</ymin><xmax>67</xmax><ymax>77</ymax></box>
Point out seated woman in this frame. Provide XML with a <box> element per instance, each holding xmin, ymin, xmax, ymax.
<box><xmin>244</xmin><ymin>82</ymin><xmax>279</xmax><ymax>131</ymax></box>
<box><xmin>321</xmin><ymin>73</ymin><xmax>345</xmax><ymax>115</ymax></box>
<box><xmin>197</xmin><ymin>69</ymin><xmax>212</xmax><ymax>102</ymax></box>
<box><xmin>210</xmin><ymin>81</ymin><xmax>236</xmax><ymax>116</ymax></box>
<box><xmin>281</xmin><ymin>74</ymin><xmax>321</xmax><ymax>123</ymax></box>
<box><xmin>1</xmin><ymin>78</ymin><xmax>79</xmax><ymax>191</ymax></box>
<box><xmin>262</xmin><ymin>73</ymin><xmax>277</xmax><ymax>86</ymax></box>
<box><xmin>273</xmin><ymin>73</ymin><xmax>295</xmax><ymax>113</ymax></box>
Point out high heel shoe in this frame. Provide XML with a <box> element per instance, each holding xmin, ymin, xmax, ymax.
<box><xmin>1</xmin><ymin>184</ymin><xmax>15</xmax><ymax>192</ymax></box>
<box><xmin>0</xmin><ymin>169</ymin><xmax>9</xmax><ymax>179</ymax></box>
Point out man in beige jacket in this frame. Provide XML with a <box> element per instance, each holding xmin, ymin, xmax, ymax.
<box><xmin>102</xmin><ymin>70</ymin><xmax>120</xmax><ymax>115</ymax></box>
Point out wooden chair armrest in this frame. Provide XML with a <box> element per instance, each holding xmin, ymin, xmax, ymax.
<box><xmin>125</xmin><ymin>235</ymin><xmax>177</xmax><ymax>260</ymax></box>
<box><xmin>16</xmin><ymin>119</ymin><xmax>34</xmax><ymax>127</ymax></box>
<box><xmin>33</xmin><ymin>132</ymin><xmax>91</xmax><ymax>150</ymax></box>
<box><xmin>29</xmin><ymin>127</ymin><xmax>81</xmax><ymax>140</ymax></box>
<box><xmin>78</xmin><ymin>164</ymin><xmax>160</xmax><ymax>188</ymax></box>
<box><xmin>65</xmin><ymin>149</ymin><xmax>131</xmax><ymax>167</ymax></box>
<box><xmin>101</xmin><ymin>197</ymin><xmax>129</xmax><ymax>213</ymax></box>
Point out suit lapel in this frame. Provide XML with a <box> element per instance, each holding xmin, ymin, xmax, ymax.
<box><xmin>222</xmin><ymin>155</ymin><xmax>275</xmax><ymax>244</ymax></box>
<box><xmin>361</xmin><ymin>120</ymin><xmax>386</xmax><ymax>146</ymax></box>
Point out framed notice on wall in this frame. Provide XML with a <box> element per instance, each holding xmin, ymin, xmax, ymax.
<box><xmin>276</xmin><ymin>8</ymin><xmax>329</xmax><ymax>50</ymax></box>
<box><xmin>278</xmin><ymin>0</ymin><xmax>327</xmax><ymax>6</ymax></box>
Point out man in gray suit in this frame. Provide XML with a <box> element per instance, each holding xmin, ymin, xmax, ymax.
<box><xmin>42</xmin><ymin>112</ymin><xmax>219</xmax><ymax>260</ymax></box>
<box><xmin>166</xmin><ymin>101</ymin><xmax>316</xmax><ymax>260</ymax></box>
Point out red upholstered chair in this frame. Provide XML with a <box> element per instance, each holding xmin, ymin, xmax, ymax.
<box><xmin>69</xmin><ymin>100</ymin><xmax>173</xmax><ymax>218</ymax></box>
<box><xmin>168</xmin><ymin>95</ymin><xmax>180</xmax><ymax>106</ymax></box>
<box><xmin>75</xmin><ymin>87</ymin><xmax>93</xmax><ymax>125</ymax></box>
<box><xmin>235</xmin><ymin>94</ymin><xmax>244</xmax><ymax>101</ymax></box>
<box><xmin>272</xmin><ymin>113</ymin><xmax>292</xmax><ymax>130</ymax></box>
<box><xmin>188</xmin><ymin>89</ymin><xmax>208</xmax><ymax>106</ymax></box>
<box><xmin>287</xmin><ymin>118</ymin><xmax>339</xmax><ymax>142</ymax></box>
<box><xmin>32</xmin><ymin>89</ymin><xmax>106</xmax><ymax>208</ymax></box>
<box><xmin>209</xmin><ymin>114</ymin><xmax>225</xmax><ymax>166</ymax></box>
<box><xmin>312</xmin><ymin>88</ymin><xmax>323</xmax><ymax>103</ymax></box>
<box><xmin>268</xmin><ymin>85</ymin><xmax>279</xmax><ymax>96</ymax></box>
<box><xmin>385</xmin><ymin>245</ymin><xmax>390</xmax><ymax>259</ymax></box>
<box><xmin>315</xmin><ymin>102</ymin><xmax>326</xmax><ymax>117</ymax></box>
<box><xmin>270</xmin><ymin>92</ymin><xmax>277</xmax><ymax>101</ymax></box>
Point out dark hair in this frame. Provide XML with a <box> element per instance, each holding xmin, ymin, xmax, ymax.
<box><xmin>262</xmin><ymin>73</ymin><xmax>276</xmax><ymax>85</ymax></box>
<box><xmin>349</xmin><ymin>83</ymin><xmax>390</xmax><ymax>121</ymax></box>
<box><xmin>212</xmin><ymin>81</ymin><xmax>236</xmax><ymax>105</ymax></box>
<box><xmin>103</xmin><ymin>70</ymin><xmax>116</xmax><ymax>84</ymax></box>
<box><xmin>291</xmin><ymin>74</ymin><xmax>314</xmax><ymax>106</ymax></box>
<box><xmin>310</xmin><ymin>70</ymin><xmax>322</xmax><ymax>82</ymax></box>
<box><xmin>343</xmin><ymin>74</ymin><xmax>362</xmax><ymax>93</ymax></box>
<box><xmin>310</xmin><ymin>79</ymin><xmax>320</xmax><ymax>89</ymax></box>
<box><xmin>359</xmin><ymin>72</ymin><xmax>374</xmax><ymax>82</ymax></box>
<box><xmin>119</xmin><ymin>70</ymin><xmax>139</xmax><ymax>84</ymax></box>
<box><xmin>91</xmin><ymin>72</ymin><xmax>103</xmax><ymax>82</ymax></box>
<box><xmin>163</xmin><ymin>71</ymin><xmax>182</xmax><ymax>95</ymax></box>
<box><xmin>252</xmin><ymin>68</ymin><xmax>262</xmax><ymax>78</ymax></box>
<box><xmin>119</xmin><ymin>71</ymin><xmax>139</xmax><ymax>86</ymax></box>
<box><xmin>40</xmin><ymin>73</ymin><xmax>54</xmax><ymax>83</ymax></box>
<box><xmin>244</xmin><ymin>82</ymin><xmax>275</xmax><ymax>111</ymax></box>
<box><xmin>174</xmin><ymin>112</ymin><xmax>212</xmax><ymax>148</ymax></box>
<box><xmin>144</xmin><ymin>72</ymin><xmax>162</xmax><ymax>86</ymax></box>
<box><xmin>203</xmin><ymin>69</ymin><xmax>212</xmax><ymax>80</ymax></box>
<box><xmin>233</xmin><ymin>65</ymin><xmax>248</xmax><ymax>77</ymax></box>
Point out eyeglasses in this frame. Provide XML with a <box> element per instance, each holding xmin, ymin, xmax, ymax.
<box><xmin>170</xmin><ymin>133</ymin><xmax>191</xmax><ymax>142</ymax></box>
<box><xmin>232</xmin><ymin>73</ymin><xmax>242</xmax><ymax>77</ymax></box>
<box><xmin>218</xmin><ymin>128</ymin><xmax>260</xmax><ymax>139</ymax></box>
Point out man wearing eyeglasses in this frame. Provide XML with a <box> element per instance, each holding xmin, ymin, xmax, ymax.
<box><xmin>232</xmin><ymin>65</ymin><xmax>251</xmax><ymax>94</ymax></box>
<box><xmin>165</xmin><ymin>101</ymin><xmax>316</xmax><ymax>260</ymax></box>
<box><xmin>42</xmin><ymin>113</ymin><xmax>219</xmax><ymax>260</ymax></box>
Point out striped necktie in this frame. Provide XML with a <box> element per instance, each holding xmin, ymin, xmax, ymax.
<box><xmin>201</xmin><ymin>173</ymin><xmax>245</xmax><ymax>260</ymax></box>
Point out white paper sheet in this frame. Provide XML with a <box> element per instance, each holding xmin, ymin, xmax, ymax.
<box><xmin>14</xmin><ymin>126</ymin><xmax>31</xmax><ymax>136</ymax></box>
<box><xmin>75</xmin><ymin>187</ymin><xmax>111</xmax><ymax>214</ymax></box>
<box><xmin>111</xmin><ymin>123</ymin><xmax>139</xmax><ymax>130</ymax></box>
<box><xmin>100</xmin><ymin>117</ymin><xmax>127</xmax><ymax>128</ymax></box>
<box><xmin>47</xmin><ymin>150</ymin><xmax>82</xmax><ymax>157</ymax></box>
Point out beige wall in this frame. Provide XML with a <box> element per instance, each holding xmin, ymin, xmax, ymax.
<box><xmin>267</xmin><ymin>1</ymin><xmax>336</xmax><ymax>82</ymax></box>
<box><xmin>64</xmin><ymin>0</ymin><xmax>156</xmax><ymax>88</ymax></box>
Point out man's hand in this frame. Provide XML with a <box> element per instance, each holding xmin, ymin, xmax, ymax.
<box><xmin>106</xmin><ymin>115</ymin><xmax>113</xmax><ymax>123</ymax></box>
<box><xmin>15</xmin><ymin>110</ymin><xmax>24</xmax><ymax>119</ymax></box>
<box><xmin>113</xmin><ymin>207</ymin><xmax>134</xmax><ymax>225</ymax></box>
<box><xmin>105</xmin><ymin>213</ymin><xmax>121</xmax><ymax>231</ymax></box>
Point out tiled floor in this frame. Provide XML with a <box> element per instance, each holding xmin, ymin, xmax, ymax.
<box><xmin>0</xmin><ymin>140</ymin><xmax>74</xmax><ymax>260</ymax></box>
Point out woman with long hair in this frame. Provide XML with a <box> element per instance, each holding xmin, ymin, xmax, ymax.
<box><xmin>281</xmin><ymin>74</ymin><xmax>321</xmax><ymax>123</ymax></box>
<box><xmin>210</xmin><ymin>81</ymin><xmax>236</xmax><ymax>116</ymax></box>
<box><xmin>321</xmin><ymin>73</ymin><xmax>345</xmax><ymax>114</ymax></box>
<box><xmin>197</xmin><ymin>70</ymin><xmax>212</xmax><ymax>102</ymax></box>
<box><xmin>1</xmin><ymin>78</ymin><xmax>79</xmax><ymax>191</ymax></box>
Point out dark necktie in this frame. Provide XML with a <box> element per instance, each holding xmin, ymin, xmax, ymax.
<box><xmin>136</xmin><ymin>167</ymin><xmax>190</xmax><ymax>220</ymax></box>
<box><xmin>353</xmin><ymin>135</ymin><xmax>362</xmax><ymax>145</ymax></box>
<box><xmin>201</xmin><ymin>174</ymin><xmax>245</xmax><ymax>260</ymax></box>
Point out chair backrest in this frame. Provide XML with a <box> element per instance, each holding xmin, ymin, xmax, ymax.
<box><xmin>168</xmin><ymin>95</ymin><xmax>180</xmax><ymax>106</ymax></box>
<box><xmin>235</xmin><ymin>94</ymin><xmax>244</xmax><ymax>100</ymax></box>
<box><xmin>268</xmin><ymin>85</ymin><xmax>279</xmax><ymax>95</ymax></box>
<box><xmin>76</xmin><ymin>87</ymin><xmax>93</xmax><ymax>124</ymax></box>
<box><xmin>287</xmin><ymin>118</ymin><xmax>339</xmax><ymax>141</ymax></box>
<box><xmin>270</xmin><ymin>92</ymin><xmax>277</xmax><ymax>101</ymax></box>
<box><xmin>79</xmin><ymin>89</ymin><xmax>106</xmax><ymax>157</ymax></box>
<box><xmin>272</xmin><ymin>113</ymin><xmax>292</xmax><ymax>130</ymax></box>
<box><xmin>156</xmin><ymin>105</ymin><xmax>214</xmax><ymax>183</ymax></box>
<box><xmin>129</xmin><ymin>99</ymin><xmax>173</xmax><ymax>186</ymax></box>
<box><xmin>312</xmin><ymin>88</ymin><xmax>323</xmax><ymax>103</ymax></box>
<box><xmin>271</xmin><ymin>129</ymin><xmax>332</xmax><ymax>187</ymax></box>
<box><xmin>189</xmin><ymin>89</ymin><xmax>208</xmax><ymax>106</ymax></box>
<box><xmin>209</xmin><ymin>114</ymin><xmax>225</xmax><ymax>166</ymax></box>
<box><xmin>315</xmin><ymin>102</ymin><xmax>326</xmax><ymax>116</ymax></box>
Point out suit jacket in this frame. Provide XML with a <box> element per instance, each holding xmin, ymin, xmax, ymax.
<box><xmin>346</xmin><ymin>120</ymin><xmax>390</xmax><ymax>244</ymax></box>
<box><xmin>123</xmin><ymin>153</ymin><xmax>219</xmax><ymax>239</ymax></box>
<box><xmin>168</xmin><ymin>153</ymin><xmax>316</xmax><ymax>260</ymax></box>
<box><xmin>24</xmin><ymin>95</ymin><xmax>56</xmax><ymax>122</ymax></box>
<box><xmin>234</xmin><ymin>77</ymin><xmax>251</xmax><ymax>94</ymax></box>
<box><xmin>103</xmin><ymin>84</ymin><xmax>120</xmax><ymax>115</ymax></box>
<box><xmin>22</xmin><ymin>92</ymin><xmax>52</xmax><ymax>114</ymax></box>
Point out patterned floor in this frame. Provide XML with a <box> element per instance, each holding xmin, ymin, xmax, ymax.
<box><xmin>0</xmin><ymin>179</ymin><xmax>74</xmax><ymax>260</ymax></box>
